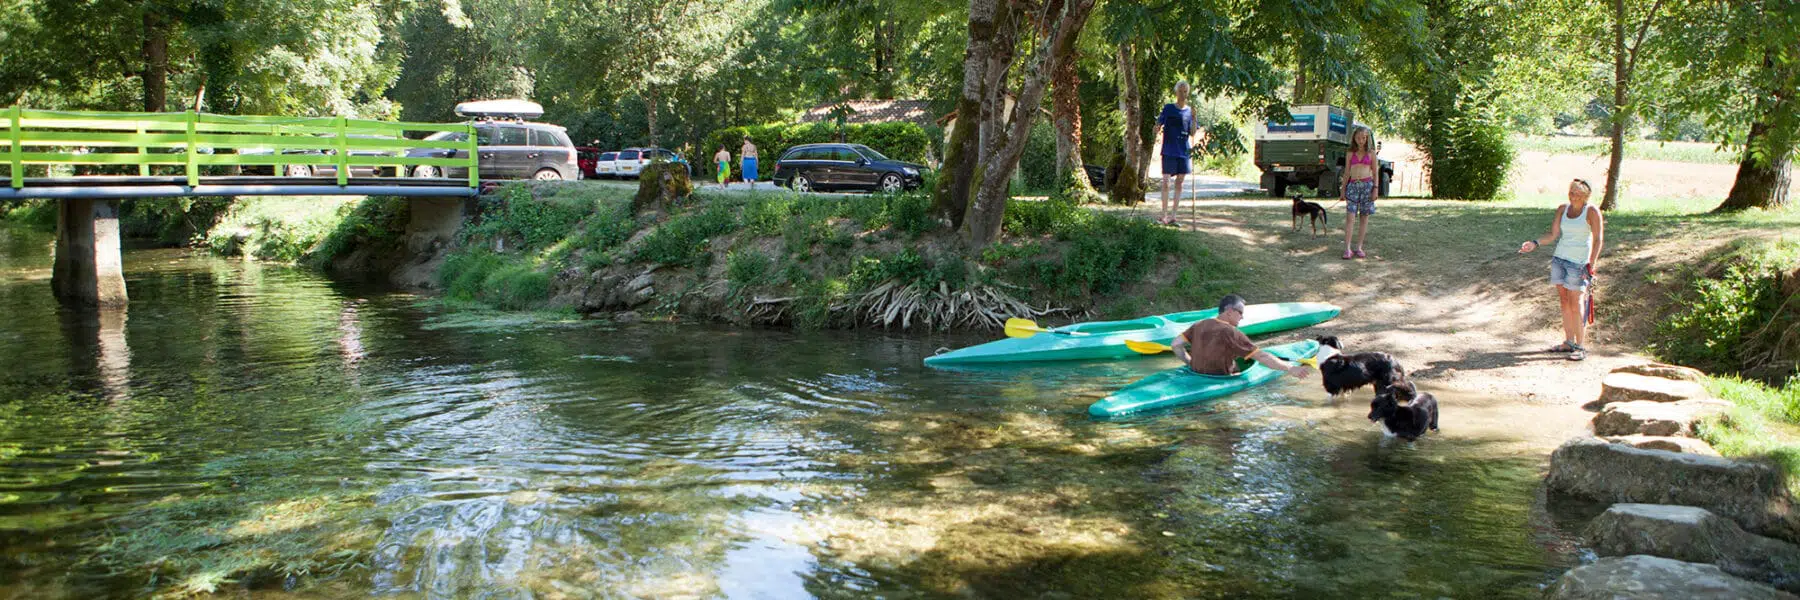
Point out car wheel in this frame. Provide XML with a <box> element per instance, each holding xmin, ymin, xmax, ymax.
<box><xmin>880</xmin><ymin>173</ymin><xmax>904</xmax><ymax>194</ymax></box>
<box><xmin>534</xmin><ymin>168</ymin><xmax>562</xmax><ymax>181</ymax></box>
<box><xmin>285</xmin><ymin>164</ymin><xmax>313</xmax><ymax>177</ymax></box>
<box><xmin>412</xmin><ymin>165</ymin><xmax>438</xmax><ymax>178</ymax></box>
<box><xmin>793</xmin><ymin>174</ymin><xmax>813</xmax><ymax>193</ymax></box>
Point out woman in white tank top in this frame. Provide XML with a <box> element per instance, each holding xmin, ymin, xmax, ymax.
<box><xmin>1518</xmin><ymin>178</ymin><xmax>1606</xmax><ymax>361</ymax></box>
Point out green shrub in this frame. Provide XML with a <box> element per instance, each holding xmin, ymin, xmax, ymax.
<box><xmin>464</xmin><ymin>185</ymin><xmax>592</xmax><ymax>251</ymax></box>
<box><xmin>1007</xmin><ymin>210</ymin><xmax>1182</xmax><ymax>298</ymax></box>
<box><xmin>1425</xmin><ymin>98</ymin><xmax>1515</xmax><ymax>200</ymax></box>
<box><xmin>703</xmin><ymin>121</ymin><xmax>933</xmax><ymax>168</ymax></box>
<box><xmin>742</xmin><ymin>196</ymin><xmax>795</xmax><ymax>236</ymax></box>
<box><xmin>1003</xmin><ymin>198</ymin><xmax>1089</xmax><ymax>237</ymax></box>
<box><xmin>886</xmin><ymin>192</ymin><xmax>937</xmax><ymax>236</ymax></box>
<box><xmin>1654</xmin><ymin>240</ymin><xmax>1800</xmax><ymax>382</ymax></box>
<box><xmin>439</xmin><ymin>250</ymin><xmax>552</xmax><ymax>310</ymax></box>
<box><xmin>305</xmin><ymin>197</ymin><xmax>411</xmax><ymax>269</ymax></box>
<box><xmin>1020</xmin><ymin>121</ymin><xmax>1059</xmax><ymax>193</ymax></box>
<box><xmin>727</xmin><ymin>249</ymin><xmax>774</xmax><ymax>288</ymax></box>
<box><xmin>636</xmin><ymin>201</ymin><xmax>738</xmax><ymax>267</ymax></box>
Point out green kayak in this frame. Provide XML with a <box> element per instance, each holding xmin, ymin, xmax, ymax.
<box><xmin>922</xmin><ymin>302</ymin><xmax>1340</xmax><ymax>367</ymax></box>
<box><xmin>1087</xmin><ymin>339</ymin><xmax>1322</xmax><ymax>418</ymax></box>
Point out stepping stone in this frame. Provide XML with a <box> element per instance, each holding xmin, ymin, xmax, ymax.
<box><xmin>1611</xmin><ymin>362</ymin><xmax>1708</xmax><ymax>382</ymax></box>
<box><xmin>1546</xmin><ymin>437</ymin><xmax>1798</xmax><ymax>543</ymax></box>
<box><xmin>1604</xmin><ymin>434</ymin><xmax>1722</xmax><ymax>456</ymax></box>
<box><xmin>1599</xmin><ymin>372</ymin><xmax>1712</xmax><ymax>404</ymax></box>
<box><xmin>1585</xmin><ymin>504</ymin><xmax>1800</xmax><ymax>593</ymax></box>
<box><xmin>1547</xmin><ymin>555</ymin><xmax>1797</xmax><ymax>599</ymax></box>
<box><xmin>1592</xmin><ymin>399</ymin><xmax>1731</xmax><ymax>437</ymax></box>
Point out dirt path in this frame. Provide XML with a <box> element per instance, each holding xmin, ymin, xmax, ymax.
<box><xmin>1127</xmin><ymin>197</ymin><xmax>1793</xmax><ymax>411</ymax></box>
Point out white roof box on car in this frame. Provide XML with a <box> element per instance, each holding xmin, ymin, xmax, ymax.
<box><xmin>455</xmin><ymin>99</ymin><xmax>544</xmax><ymax>121</ymax></box>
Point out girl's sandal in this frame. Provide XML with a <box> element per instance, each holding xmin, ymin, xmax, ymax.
<box><xmin>1354</xmin><ymin>249</ymin><xmax>1367</xmax><ymax>259</ymax></box>
<box><xmin>1341</xmin><ymin>250</ymin><xmax>1354</xmax><ymax>260</ymax></box>
<box><xmin>1568</xmin><ymin>344</ymin><xmax>1587</xmax><ymax>361</ymax></box>
<box><xmin>1548</xmin><ymin>341</ymin><xmax>1575</xmax><ymax>353</ymax></box>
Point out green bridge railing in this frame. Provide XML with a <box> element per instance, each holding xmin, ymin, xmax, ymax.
<box><xmin>2</xmin><ymin>106</ymin><xmax>480</xmax><ymax>189</ymax></box>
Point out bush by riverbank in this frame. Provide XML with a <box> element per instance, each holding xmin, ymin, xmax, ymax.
<box><xmin>429</xmin><ymin>182</ymin><xmax>1237</xmax><ymax>329</ymax></box>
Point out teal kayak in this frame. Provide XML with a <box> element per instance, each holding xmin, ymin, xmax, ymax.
<box><xmin>922</xmin><ymin>302</ymin><xmax>1340</xmax><ymax>367</ymax></box>
<box><xmin>1088</xmin><ymin>339</ymin><xmax>1322</xmax><ymax>418</ymax></box>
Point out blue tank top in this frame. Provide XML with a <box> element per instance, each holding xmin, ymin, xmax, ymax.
<box><xmin>1160</xmin><ymin>104</ymin><xmax>1194</xmax><ymax>159</ymax></box>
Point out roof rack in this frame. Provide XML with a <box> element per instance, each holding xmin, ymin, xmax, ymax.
<box><xmin>454</xmin><ymin>99</ymin><xmax>544</xmax><ymax>121</ymax></box>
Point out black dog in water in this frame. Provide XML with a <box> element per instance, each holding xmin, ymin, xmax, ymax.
<box><xmin>1313</xmin><ymin>336</ymin><xmax>1407</xmax><ymax>399</ymax></box>
<box><xmin>1368</xmin><ymin>380</ymin><xmax>1439</xmax><ymax>441</ymax></box>
<box><xmin>1291</xmin><ymin>194</ymin><xmax>1329</xmax><ymax>235</ymax></box>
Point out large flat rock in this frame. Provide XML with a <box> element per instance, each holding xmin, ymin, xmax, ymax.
<box><xmin>1602</xmin><ymin>434</ymin><xmax>1721</xmax><ymax>456</ymax></box>
<box><xmin>1611</xmin><ymin>363</ymin><xmax>1708</xmax><ymax>382</ymax></box>
<box><xmin>1546</xmin><ymin>437</ymin><xmax>1798</xmax><ymax>542</ymax></box>
<box><xmin>1599</xmin><ymin>372</ymin><xmax>1712</xmax><ymax>404</ymax></box>
<box><xmin>1592</xmin><ymin>399</ymin><xmax>1730</xmax><ymax>437</ymax></box>
<box><xmin>1547</xmin><ymin>555</ymin><xmax>1797</xmax><ymax>599</ymax></box>
<box><xmin>1586</xmin><ymin>503</ymin><xmax>1800</xmax><ymax>592</ymax></box>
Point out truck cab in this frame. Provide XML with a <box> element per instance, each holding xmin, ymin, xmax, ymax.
<box><xmin>1254</xmin><ymin>104</ymin><xmax>1391</xmax><ymax>198</ymax></box>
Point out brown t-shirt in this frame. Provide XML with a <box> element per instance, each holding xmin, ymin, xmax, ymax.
<box><xmin>1180</xmin><ymin>318</ymin><xmax>1257</xmax><ymax>375</ymax></box>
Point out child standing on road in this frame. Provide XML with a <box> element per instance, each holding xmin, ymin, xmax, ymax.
<box><xmin>741</xmin><ymin>136</ymin><xmax>759</xmax><ymax>190</ymax></box>
<box><xmin>713</xmin><ymin>146</ymin><xmax>731</xmax><ymax>189</ymax></box>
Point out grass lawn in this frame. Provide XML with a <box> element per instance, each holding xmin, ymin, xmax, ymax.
<box><xmin>1512</xmin><ymin>135</ymin><xmax>1743</xmax><ymax>165</ymax></box>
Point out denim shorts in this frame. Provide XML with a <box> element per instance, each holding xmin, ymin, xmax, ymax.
<box><xmin>1550</xmin><ymin>256</ymin><xmax>1589</xmax><ymax>292</ymax></box>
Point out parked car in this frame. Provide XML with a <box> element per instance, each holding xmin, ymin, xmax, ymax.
<box><xmin>404</xmin><ymin>100</ymin><xmax>579</xmax><ymax>181</ymax></box>
<box><xmin>592</xmin><ymin>151</ymin><xmax>620</xmax><ymax>178</ymax></box>
<box><xmin>772</xmin><ymin>143</ymin><xmax>925</xmax><ymax>193</ymax></box>
<box><xmin>576</xmin><ymin>146</ymin><xmax>601</xmax><ymax>179</ymax></box>
<box><xmin>404</xmin><ymin>121</ymin><xmax>577</xmax><ymax>181</ymax></box>
<box><xmin>239</xmin><ymin>134</ymin><xmax>400</xmax><ymax>177</ymax></box>
<box><xmin>613</xmin><ymin>147</ymin><xmax>690</xmax><ymax>178</ymax></box>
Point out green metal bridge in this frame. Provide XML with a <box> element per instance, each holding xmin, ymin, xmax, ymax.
<box><xmin>1</xmin><ymin>107</ymin><xmax>482</xmax><ymax>199</ymax></box>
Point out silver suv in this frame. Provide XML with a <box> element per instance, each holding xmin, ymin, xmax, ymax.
<box><xmin>406</xmin><ymin>121</ymin><xmax>579</xmax><ymax>181</ymax></box>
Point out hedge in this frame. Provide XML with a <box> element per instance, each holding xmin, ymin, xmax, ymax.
<box><xmin>701</xmin><ymin>122</ymin><xmax>933</xmax><ymax>178</ymax></box>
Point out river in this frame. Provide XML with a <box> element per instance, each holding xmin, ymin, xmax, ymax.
<box><xmin>0</xmin><ymin>224</ymin><xmax>1587</xmax><ymax>599</ymax></box>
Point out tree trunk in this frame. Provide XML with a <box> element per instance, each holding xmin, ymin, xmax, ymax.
<box><xmin>1111</xmin><ymin>43</ymin><xmax>1145</xmax><ymax>203</ymax></box>
<box><xmin>1601</xmin><ymin>0</ymin><xmax>1628</xmax><ymax>211</ymax></box>
<box><xmin>960</xmin><ymin>0</ymin><xmax>1097</xmax><ymax>246</ymax></box>
<box><xmin>1051</xmin><ymin>48</ymin><xmax>1095</xmax><ymax>198</ymax></box>
<box><xmin>141</xmin><ymin>10</ymin><xmax>169</xmax><ymax>113</ymax></box>
<box><xmin>1716</xmin><ymin>72</ymin><xmax>1797</xmax><ymax>212</ymax></box>
<box><xmin>930</xmin><ymin>0</ymin><xmax>1001</xmax><ymax>226</ymax></box>
<box><xmin>646</xmin><ymin>86</ymin><xmax>660</xmax><ymax>147</ymax></box>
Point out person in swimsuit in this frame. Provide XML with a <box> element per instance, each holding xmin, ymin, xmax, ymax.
<box><xmin>1518</xmin><ymin>178</ymin><xmax>1606</xmax><ymax>361</ymax></box>
<box><xmin>741</xmin><ymin>136</ymin><xmax>759</xmax><ymax>190</ymax></box>
<box><xmin>1341</xmin><ymin>127</ymin><xmax>1379</xmax><ymax>259</ymax></box>
<box><xmin>713</xmin><ymin>146</ymin><xmax>731</xmax><ymax>189</ymax></box>
<box><xmin>1156</xmin><ymin>81</ymin><xmax>1196</xmax><ymax>226</ymax></box>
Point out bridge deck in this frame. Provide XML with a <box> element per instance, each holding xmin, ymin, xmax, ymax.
<box><xmin>0</xmin><ymin>176</ymin><xmax>479</xmax><ymax>198</ymax></box>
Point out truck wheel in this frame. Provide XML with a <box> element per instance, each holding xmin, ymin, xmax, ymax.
<box><xmin>1270</xmin><ymin>179</ymin><xmax>1288</xmax><ymax>198</ymax></box>
<box><xmin>1316</xmin><ymin>172</ymin><xmax>1339</xmax><ymax>198</ymax></box>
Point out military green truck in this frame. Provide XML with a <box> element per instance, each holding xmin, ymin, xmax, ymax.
<box><xmin>1254</xmin><ymin>104</ymin><xmax>1391</xmax><ymax>198</ymax></box>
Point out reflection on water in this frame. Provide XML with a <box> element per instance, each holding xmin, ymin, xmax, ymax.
<box><xmin>0</xmin><ymin>224</ymin><xmax>1583</xmax><ymax>598</ymax></box>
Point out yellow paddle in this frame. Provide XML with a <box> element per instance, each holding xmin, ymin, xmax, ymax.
<box><xmin>1123</xmin><ymin>339</ymin><xmax>1319</xmax><ymax>367</ymax></box>
<box><xmin>1004</xmin><ymin>318</ymin><xmax>1089</xmax><ymax>338</ymax></box>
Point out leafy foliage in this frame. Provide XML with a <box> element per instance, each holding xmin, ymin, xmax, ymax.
<box><xmin>1654</xmin><ymin>239</ymin><xmax>1800</xmax><ymax>384</ymax></box>
<box><xmin>634</xmin><ymin>201</ymin><xmax>738</xmax><ymax>267</ymax></box>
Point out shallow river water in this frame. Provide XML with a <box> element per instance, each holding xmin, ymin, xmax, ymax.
<box><xmin>0</xmin><ymin>225</ymin><xmax>1589</xmax><ymax>599</ymax></box>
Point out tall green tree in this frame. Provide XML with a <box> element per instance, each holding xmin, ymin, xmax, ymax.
<box><xmin>1661</xmin><ymin>0</ymin><xmax>1800</xmax><ymax>211</ymax></box>
<box><xmin>388</xmin><ymin>0</ymin><xmax>536</xmax><ymax>122</ymax></box>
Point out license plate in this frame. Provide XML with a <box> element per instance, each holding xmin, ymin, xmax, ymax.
<box><xmin>1272</xmin><ymin>166</ymin><xmax>1295</xmax><ymax>172</ymax></box>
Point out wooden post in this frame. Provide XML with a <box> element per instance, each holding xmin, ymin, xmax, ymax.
<box><xmin>335</xmin><ymin>115</ymin><xmax>348</xmax><ymax>186</ymax></box>
<box><xmin>8</xmin><ymin>105</ymin><xmax>21</xmax><ymax>189</ymax></box>
<box><xmin>466</xmin><ymin>123</ymin><xmax>479</xmax><ymax>188</ymax></box>
<box><xmin>136</xmin><ymin>123</ymin><xmax>148</xmax><ymax>176</ymax></box>
<box><xmin>184</xmin><ymin>110</ymin><xmax>198</xmax><ymax>187</ymax></box>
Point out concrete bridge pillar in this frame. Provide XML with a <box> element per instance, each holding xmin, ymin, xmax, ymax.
<box><xmin>52</xmin><ymin>199</ymin><xmax>128</xmax><ymax>307</ymax></box>
<box><xmin>391</xmin><ymin>196</ymin><xmax>470</xmax><ymax>289</ymax></box>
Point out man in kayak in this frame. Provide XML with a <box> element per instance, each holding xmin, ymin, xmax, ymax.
<box><xmin>1172</xmin><ymin>295</ymin><xmax>1313</xmax><ymax>379</ymax></box>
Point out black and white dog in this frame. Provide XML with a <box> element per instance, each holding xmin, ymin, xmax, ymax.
<box><xmin>1313</xmin><ymin>336</ymin><xmax>1407</xmax><ymax>399</ymax></box>
<box><xmin>1368</xmin><ymin>380</ymin><xmax>1439</xmax><ymax>441</ymax></box>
